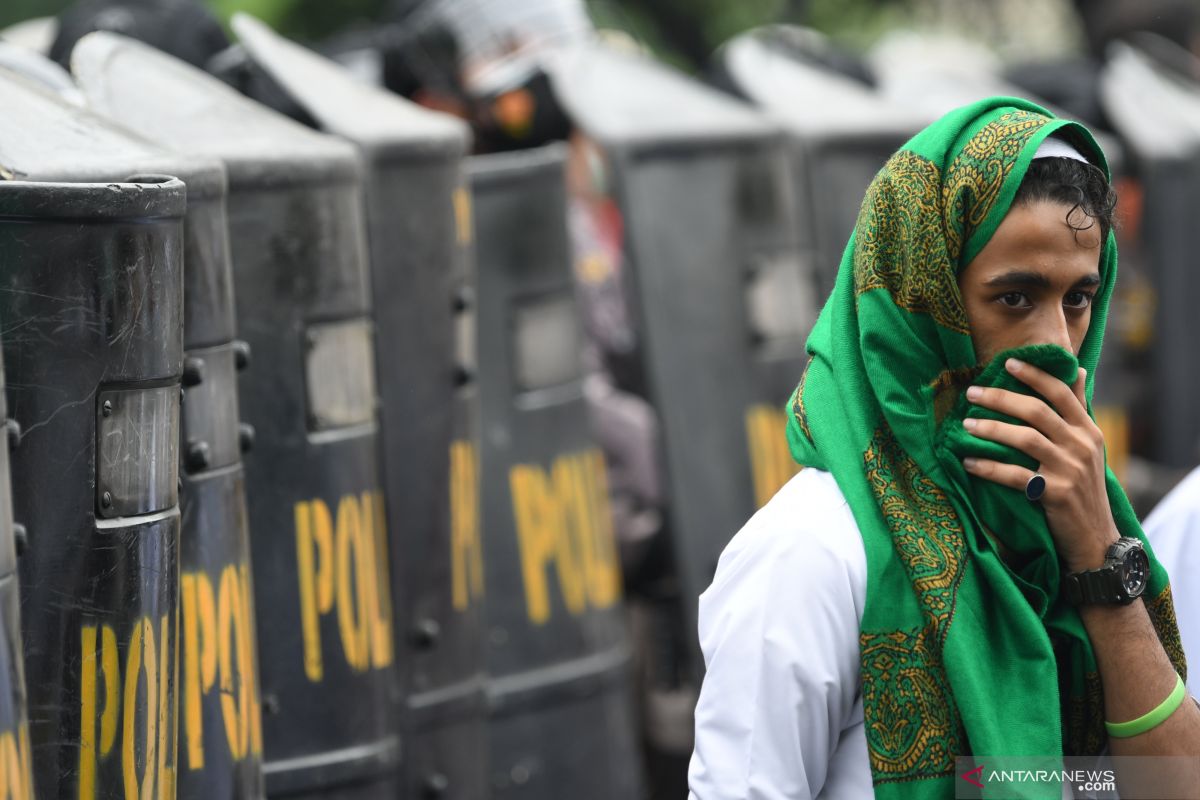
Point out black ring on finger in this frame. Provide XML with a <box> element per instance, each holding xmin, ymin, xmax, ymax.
<box><xmin>1025</xmin><ymin>473</ymin><xmax>1047</xmax><ymax>503</ymax></box>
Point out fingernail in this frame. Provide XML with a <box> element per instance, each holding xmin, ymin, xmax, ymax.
<box><xmin>963</xmin><ymin>418</ymin><xmax>978</xmax><ymax>431</ymax></box>
<box><xmin>1006</xmin><ymin>358</ymin><xmax>1023</xmax><ymax>372</ymax></box>
<box><xmin>966</xmin><ymin>386</ymin><xmax>982</xmax><ymax>401</ymax></box>
<box><xmin>963</xmin><ymin>457</ymin><xmax>978</xmax><ymax>470</ymax></box>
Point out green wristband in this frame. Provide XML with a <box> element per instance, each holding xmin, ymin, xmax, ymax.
<box><xmin>1105</xmin><ymin>673</ymin><xmax>1187</xmax><ymax>739</ymax></box>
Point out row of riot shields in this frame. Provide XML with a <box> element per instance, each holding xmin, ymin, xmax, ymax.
<box><xmin>0</xmin><ymin>15</ymin><xmax>653</xmax><ymax>799</ymax></box>
<box><xmin>0</xmin><ymin>12</ymin><xmax>918</xmax><ymax>800</ymax></box>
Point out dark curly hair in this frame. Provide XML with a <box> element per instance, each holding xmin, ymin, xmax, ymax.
<box><xmin>1012</xmin><ymin>153</ymin><xmax>1118</xmax><ymax>243</ymax></box>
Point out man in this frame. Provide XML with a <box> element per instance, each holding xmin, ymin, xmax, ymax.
<box><xmin>689</xmin><ymin>97</ymin><xmax>1199</xmax><ymax>799</ymax></box>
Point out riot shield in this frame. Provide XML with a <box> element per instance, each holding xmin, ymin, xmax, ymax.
<box><xmin>0</xmin><ymin>59</ymin><xmax>268</xmax><ymax>799</ymax></box>
<box><xmin>470</xmin><ymin>145</ymin><xmax>641</xmax><ymax>799</ymax></box>
<box><xmin>171</xmin><ymin>100</ymin><xmax>266</xmax><ymax>800</ymax></box>
<box><xmin>0</xmin><ymin>67</ymin><xmax>199</xmax><ymax>800</ymax></box>
<box><xmin>546</xmin><ymin>44</ymin><xmax>807</xmax><ymax>669</ymax></box>
<box><xmin>0</xmin><ymin>165</ymin><xmax>184</xmax><ymax>800</ymax></box>
<box><xmin>717</xmin><ymin>29</ymin><xmax>923</xmax><ymax>301</ymax></box>
<box><xmin>73</xmin><ymin>33</ymin><xmax>400</xmax><ymax>798</ymax></box>
<box><xmin>226</xmin><ymin>17</ymin><xmax>488</xmax><ymax>800</ymax></box>
<box><xmin>0</xmin><ymin>273</ymin><xmax>32</xmax><ymax>800</ymax></box>
<box><xmin>1100</xmin><ymin>41</ymin><xmax>1200</xmax><ymax>470</ymax></box>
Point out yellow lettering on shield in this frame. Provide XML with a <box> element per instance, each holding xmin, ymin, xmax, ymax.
<box><xmin>509</xmin><ymin>449</ymin><xmax>622</xmax><ymax>625</ymax></box>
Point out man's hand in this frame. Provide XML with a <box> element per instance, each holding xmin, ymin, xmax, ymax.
<box><xmin>959</xmin><ymin>356</ymin><xmax>1200</xmax><ymax>782</ymax></box>
<box><xmin>960</xmin><ymin>357</ymin><xmax>1119</xmax><ymax>572</ymax></box>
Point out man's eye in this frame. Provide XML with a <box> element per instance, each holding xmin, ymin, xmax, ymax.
<box><xmin>1064</xmin><ymin>291</ymin><xmax>1094</xmax><ymax>310</ymax></box>
<box><xmin>999</xmin><ymin>292</ymin><xmax>1030</xmax><ymax>308</ymax></box>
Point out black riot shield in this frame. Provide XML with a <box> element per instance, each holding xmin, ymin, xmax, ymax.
<box><xmin>716</xmin><ymin>30</ymin><xmax>923</xmax><ymax>301</ymax></box>
<box><xmin>228</xmin><ymin>17</ymin><xmax>488</xmax><ymax>799</ymax></box>
<box><xmin>715</xmin><ymin>31</ymin><xmax>926</xmax><ymax>509</ymax></box>
<box><xmin>470</xmin><ymin>144</ymin><xmax>641</xmax><ymax>799</ymax></box>
<box><xmin>1101</xmin><ymin>40</ymin><xmax>1200</xmax><ymax>471</ymax></box>
<box><xmin>0</xmin><ymin>68</ymin><xmax>194</xmax><ymax>800</ymax></box>
<box><xmin>547</xmin><ymin>44</ymin><xmax>807</xmax><ymax>667</ymax></box>
<box><xmin>171</xmin><ymin>109</ymin><xmax>266</xmax><ymax>800</ymax></box>
<box><xmin>0</xmin><ymin>177</ymin><xmax>183</xmax><ymax>800</ymax></box>
<box><xmin>0</xmin><ymin>58</ymin><xmax>268</xmax><ymax>799</ymax></box>
<box><xmin>0</xmin><ymin>284</ymin><xmax>31</xmax><ymax>800</ymax></box>
<box><xmin>72</xmin><ymin>34</ymin><xmax>401</xmax><ymax>798</ymax></box>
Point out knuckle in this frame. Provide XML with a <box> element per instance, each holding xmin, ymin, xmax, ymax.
<box><xmin>1034</xmin><ymin>405</ymin><xmax>1057</xmax><ymax>430</ymax></box>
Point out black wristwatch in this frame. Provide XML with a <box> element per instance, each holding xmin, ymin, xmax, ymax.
<box><xmin>1063</xmin><ymin>537</ymin><xmax>1149</xmax><ymax>605</ymax></box>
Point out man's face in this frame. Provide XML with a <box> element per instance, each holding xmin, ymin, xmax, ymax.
<box><xmin>957</xmin><ymin>200</ymin><xmax>1104</xmax><ymax>366</ymax></box>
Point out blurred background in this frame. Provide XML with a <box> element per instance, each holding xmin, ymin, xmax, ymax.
<box><xmin>0</xmin><ymin>0</ymin><xmax>1131</xmax><ymax>68</ymax></box>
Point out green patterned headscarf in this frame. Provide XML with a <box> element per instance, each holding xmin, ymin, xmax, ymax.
<box><xmin>786</xmin><ymin>97</ymin><xmax>1186</xmax><ymax>796</ymax></box>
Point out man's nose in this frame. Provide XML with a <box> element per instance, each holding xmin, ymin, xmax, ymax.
<box><xmin>1036</xmin><ymin>307</ymin><xmax>1074</xmax><ymax>351</ymax></box>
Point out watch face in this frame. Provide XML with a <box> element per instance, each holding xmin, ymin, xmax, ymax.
<box><xmin>1121</xmin><ymin>547</ymin><xmax>1150</xmax><ymax>597</ymax></box>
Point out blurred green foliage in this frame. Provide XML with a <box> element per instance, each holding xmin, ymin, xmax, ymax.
<box><xmin>0</xmin><ymin>0</ymin><xmax>898</xmax><ymax>66</ymax></box>
<box><xmin>204</xmin><ymin>0</ymin><xmax>389</xmax><ymax>41</ymax></box>
<box><xmin>0</xmin><ymin>0</ymin><xmax>71</xmax><ymax>30</ymax></box>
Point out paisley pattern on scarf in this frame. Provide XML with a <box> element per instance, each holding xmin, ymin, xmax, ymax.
<box><xmin>1146</xmin><ymin>584</ymin><xmax>1189</xmax><ymax>683</ymax></box>
<box><xmin>943</xmin><ymin>109</ymin><xmax>1049</xmax><ymax>262</ymax></box>
<box><xmin>791</xmin><ymin>357</ymin><xmax>813</xmax><ymax>446</ymax></box>
<box><xmin>860</xmin><ymin>426</ymin><xmax>969</xmax><ymax>781</ymax></box>
<box><xmin>931</xmin><ymin>366</ymin><xmax>982</xmax><ymax>426</ymax></box>
<box><xmin>1064</xmin><ymin>670</ymin><xmax>1106</xmax><ymax>756</ymax></box>
<box><xmin>863</xmin><ymin>426</ymin><xmax>967</xmax><ymax>643</ymax></box>
<box><xmin>860</xmin><ymin>625</ymin><xmax>967</xmax><ymax>782</ymax></box>
<box><xmin>853</xmin><ymin>151</ymin><xmax>970</xmax><ymax>335</ymax></box>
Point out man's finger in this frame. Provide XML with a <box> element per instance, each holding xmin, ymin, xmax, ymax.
<box><xmin>1004</xmin><ymin>358</ymin><xmax>1090</xmax><ymax>426</ymax></box>
<box><xmin>967</xmin><ymin>385</ymin><xmax>1071</xmax><ymax>443</ymax></box>
<box><xmin>961</xmin><ymin>456</ymin><xmax>1038</xmax><ymax>493</ymax></box>
<box><xmin>963</xmin><ymin>418</ymin><xmax>1060</xmax><ymax>466</ymax></box>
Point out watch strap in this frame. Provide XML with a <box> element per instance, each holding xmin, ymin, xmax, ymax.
<box><xmin>1064</xmin><ymin>569</ymin><xmax>1123</xmax><ymax>605</ymax></box>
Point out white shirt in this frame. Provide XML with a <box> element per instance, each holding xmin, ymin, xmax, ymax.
<box><xmin>688</xmin><ymin>468</ymin><xmax>1103</xmax><ymax>800</ymax></box>
<box><xmin>1141</xmin><ymin>466</ymin><xmax>1200</xmax><ymax>695</ymax></box>
<box><xmin>688</xmin><ymin>468</ymin><xmax>872</xmax><ymax>799</ymax></box>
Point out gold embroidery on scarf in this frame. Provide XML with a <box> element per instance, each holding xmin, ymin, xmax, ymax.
<box><xmin>860</xmin><ymin>427</ymin><xmax>969</xmax><ymax>782</ymax></box>
<box><xmin>860</xmin><ymin>625</ymin><xmax>966</xmax><ymax>782</ymax></box>
<box><xmin>864</xmin><ymin>427</ymin><xmax>967</xmax><ymax>643</ymax></box>
<box><xmin>930</xmin><ymin>366</ymin><xmax>981</xmax><ymax>426</ymax></box>
<box><xmin>1063</xmin><ymin>669</ymin><xmax>1106</xmax><ymax>756</ymax></box>
<box><xmin>853</xmin><ymin>151</ymin><xmax>971</xmax><ymax>335</ymax></box>
<box><xmin>1146</xmin><ymin>584</ymin><xmax>1188</xmax><ymax>684</ymax></box>
<box><xmin>943</xmin><ymin>110</ymin><xmax>1048</xmax><ymax>263</ymax></box>
<box><xmin>791</xmin><ymin>357</ymin><xmax>814</xmax><ymax>445</ymax></box>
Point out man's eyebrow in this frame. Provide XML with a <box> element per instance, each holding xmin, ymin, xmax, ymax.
<box><xmin>982</xmin><ymin>271</ymin><xmax>1051</xmax><ymax>288</ymax></box>
<box><xmin>981</xmin><ymin>271</ymin><xmax>1102</xmax><ymax>288</ymax></box>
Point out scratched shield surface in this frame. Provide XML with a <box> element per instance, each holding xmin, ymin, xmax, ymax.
<box><xmin>0</xmin><ymin>167</ymin><xmax>185</xmax><ymax>799</ymax></box>
<box><xmin>0</xmin><ymin>241</ymin><xmax>32</xmax><ymax>800</ymax></box>
<box><xmin>1</xmin><ymin>54</ymin><xmax>270</xmax><ymax>800</ymax></box>
<box><xmin>470</xmin><ymin>145</ymin><xmax>642</xmax><ymax>799</ymax></box>
<box><xmin>73</xmin><ymin>33</ymin><xmax>401</xmax><ymax>799</ymax></box>
<box><xmin>229</xmin><ymin>17</ymin><xmax>489</xmax><ymax>799</ymax></box>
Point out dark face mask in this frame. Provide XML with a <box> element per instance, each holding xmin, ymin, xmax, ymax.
<box><xmin>471</xmin><ymin>68</ymin><xmax>572</xmax><ymax>154</ymax></box>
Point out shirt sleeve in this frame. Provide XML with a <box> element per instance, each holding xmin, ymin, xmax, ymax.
<box><xmin>687</xmin><ymin>470</ymin><xmax>867</xmax><ymax>800</ymax></box>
